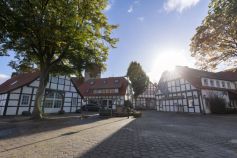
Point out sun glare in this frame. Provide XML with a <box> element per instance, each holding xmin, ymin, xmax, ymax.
<box><xmin>148</xmin><ymin>50</ymin><xmax>191</xmax><ymax>82</ymax></box>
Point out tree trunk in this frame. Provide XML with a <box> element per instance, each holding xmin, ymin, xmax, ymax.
<box><xmin>31</xmin><ymin>69</ymin><xmax>49</xmax><ymax>119</ymax></box>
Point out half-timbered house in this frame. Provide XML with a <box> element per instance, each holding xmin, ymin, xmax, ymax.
<box><xmin>72</xmin><ymin>77</ymin><xmax>133</xmax><ymax>110</ymax></box>
<box><xmin>156</xmin><ymin>66</ymin><xmax>237</xmax><ymax>114</ymax></box>
<box><xmin>0</xmin><ymin>71</ymin><xmax>83</xmax><ymax>116</ymax></box>
<box><xmin>136</xmin><ymin>82</ymin><xmax>157</xmax><ymax>110</ymax></box>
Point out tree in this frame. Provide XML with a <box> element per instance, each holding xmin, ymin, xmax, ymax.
<box><xmin>190</xmin><ymin>0</ymin><xmax>237</xmax><ymax>70</ymax></box>
<box><xmin>0</xmin><ymin>0</ymin><xmax>118</xmax><ymax>119</ymax></box>
<box><xmin>127</xmin><ymin>61</ymin><xmax>149</xmax><ymax>105</ymax></box>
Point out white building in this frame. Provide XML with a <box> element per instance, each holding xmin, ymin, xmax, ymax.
<box><xmin>0</xmin><ymin>71</ymin><xmax>83</xmax><ymax>116</ymax></box>
<box><xmin>156</xmin><ymin>66</ymin><xmax>237</xmax><ymax>114</ymax></box>
<box><xmin>136</xmin><ymin>82</ymin><xmax>157</xmax><ymax>110</ymax></box>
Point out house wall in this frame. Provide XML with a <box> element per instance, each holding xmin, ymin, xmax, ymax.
<box><xmin>125</xmin><ymin>84</ymin><xmax>133</xmax><ymax>102</ymax></box>
<box><xmin>200</xmin><ymin>89</ymin><xmax>229</xmax><ymax>114</ymax></box>
<box><xmin>136</xmin><ymin>82</ymin><xmax>156</xmax><ymax>109</ymax></box>
<box><xmin>156</xmin><ymin>76</ymin><xmax>202</xmax><ymax>113</ymax></box>
<box><xmin>1</xmin><ymin>75</ymin><xmax>82</xmax><ymax>116</ymax></box>
<box><xmin>201</xmin><ymin>77</ymin><xmax>236</xmax><ymax>90</ymax></box>
<box><xmin>85</xmin><ymin>95</ymin><xmax>125</xmax><ymax>110</ymax></box>
<box><xmin>0</xmin><ymin>94</ymin><xmax>8</xmax><ymax>115</ymax></box>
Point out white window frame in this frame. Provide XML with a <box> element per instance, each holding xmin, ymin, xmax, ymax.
<box><xmin>44</xmin><ymin>91</ymin><xmax>63</xmax><ymax>108</ymax></box>
<box><xmin>21</xmin><ymin>94</ymin><xmax>30</xmax><ymax>106</ymax></box>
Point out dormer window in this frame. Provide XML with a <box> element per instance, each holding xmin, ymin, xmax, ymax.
<box><xmin>210</xmin><ymin>80</ymin><xmax>214</xmax><ymax>87</ymax></box>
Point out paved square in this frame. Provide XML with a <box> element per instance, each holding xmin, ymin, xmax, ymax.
<box><xmin>0</xmin><ymin>111</ymin><xmax>237</xmax><ymax>158</ymax></box>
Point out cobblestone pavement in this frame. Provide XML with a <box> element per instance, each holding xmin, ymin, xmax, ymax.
<box><xmin>1</xmin><ymin>111</ymin><xmax>237</xmax><ymax>158</ymax></box>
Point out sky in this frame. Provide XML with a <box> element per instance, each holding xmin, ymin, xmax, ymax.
<box><xmin>0</xmin><ymin>0</ymin><xmax>211</xmax><ymax>84</ymax></box>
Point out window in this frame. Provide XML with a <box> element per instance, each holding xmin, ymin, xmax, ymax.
<box><xmin>44</xmin><ymin>91</ymin><xmax>63</xmax><ymax>108</ymax></box>
<box><xmin>227</xmin><ymin>82</ymin><xmax>231</xmax><ymax>89</ymax></box>
<box><xmin>72</xmin><ymin>98</ymin><xmax>77</xmax><ymax>106</ymax></box>
<box><xmin>222</xmin><ymin>81</ymin><xmax>226</xmax><ymax>88</ymax></box>
<box><xmin>216</xmin><ymin>81</ymin><xmax>220</xmax><ymax>87</ymax></box>
<box><xmin>204</xmin><ymin>79</ymin><xmax>208</xmax><ymax>86</ymax></box>
<box><xmin>109</xmin><ymin>89</ymin><xmax>114</xmax><ymax>93</ymax></box>
<box><xmin>103</xmin><ymin>80</ymin><xmax>107</xmax><ymax>84</ymax></box>
<box><xmin>114</xmin><ymin>79</ymin><xmax>119</xmax><ymax>83</ymax></box>
<box><xmin>21</xmin><ymin>95</ymin><xmax>30</xmax><ymax>105</ymax></box>
<box><xmin>102</xmin><ymin>100</ymin><xmax>107</xmax><ymax>106</ymax></box>
<box><xmin>210</xmin><ymin>80</ymin><xmax>214</xmax><ymax>87</ymax></box>
<box><xmin>115</xmin><ymin>89</ymin><xmax>119</xmax><ymax>93</ymax></box>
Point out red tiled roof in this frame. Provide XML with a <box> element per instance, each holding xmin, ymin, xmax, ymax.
<box><xmin>0</xmin><ymin>71</ymin><xmax>40</xmax><ymax>94</ymax></box>
<box><xmin>176</xmin><ymin>66</ymin><xmax>237</xmax><ymax>89</ymax></box>
<box><xmin>159</xmin><ymin>66</ymin><xmax>237</xmax><ymax>90</ymax></box>
<box><xmin>73</xmin><ymin>77</ymin><xmax>129</xmax><ymax>97</ymax></box>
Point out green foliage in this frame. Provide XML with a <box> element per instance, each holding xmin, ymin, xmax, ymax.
<box><xmin>124</xmin><ymin>100</ymin><xmax>133</xmax><ymax>108</ymax></box>
<box><xmin>99</xmin><ymin>109</ymin><xmax>112</xmax><ymax>117</ymax></box>
<box><xmin>190</xmin><ymin>0</ymin><xmax>237</xmax><ymax>70</ymax></box>
<box><xmin>127</xmin><ymin>61</ymin><xmax>149</xmax><ymax>98</ymax></box>
<box><xmin>0</xmin><ymin>0</ymin><xmax>118</xmax><ymax>74</ymax></box>
<box><xmin>208</xmin><ymin>95</ymin><xmax>226</xmax><ymax>114</ymax></box>
<box><xmin>58</xmin><ymin>109</ymin><xmax>65</xmax><ymax>115</ymax></box>
<box><xmin>0</xmin><ymin>0</ymin><xmax>118</xmax><ymax>119</ymax></box>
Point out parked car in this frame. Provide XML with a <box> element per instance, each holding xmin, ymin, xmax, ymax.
<box><xmin>82</xmin><ymin>104</ymin><xmax>100</xmax><ymax>111</ymax></box>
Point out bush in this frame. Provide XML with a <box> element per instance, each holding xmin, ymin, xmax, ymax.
<box><xmin>124</xmin><ymin>100</ymin><xmax>133</xmax><ymax>108</ymax></box>
<box><xmin>208</xmin><ymin>95</ymin><xmax>226</xmax><ymax>114</ymax></box>
<box><xmin>133</xmin><ymin>111</ymin><xmax>142</xmax><ymax>118</ymax></box>
<box><xmin>226</xmin><ymin>108</ymin><xmax>237</xmax><ymax>114</ymax></box>
<box><xmin>99</xmin><ymin>109</ymin><xmax>112</xmax><ymax>116</ymax></box>
<box><xmin>58</xmin><ymin>109</ymin><xmax>65</xmax><ymax>114</ymax></box>
<box><xmin>22</xmin><ymin>111</ymin><xmax>31</xmax><ymax>116</ymax></box>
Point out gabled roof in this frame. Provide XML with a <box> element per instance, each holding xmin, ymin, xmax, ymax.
<box><xmin>159</xmin><ymin>66</ymin><xmax>237</xmax><ymax>90</ymax></box>
<box><xmin>0</xmin><ymin>71</ymin><xmax>40</xmax><ymax>94</ymax></box>
<box><xmin>0</xmin><ymin>72</ymin><xmax>84</xmax><ymax>97</ymax></box>
<box><xmin>73</xmin><ymin>77</ymin><xmax>129</xmax><ymax>97</ymax></box>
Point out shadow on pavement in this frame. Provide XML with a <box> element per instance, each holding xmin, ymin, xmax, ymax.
<box><xmin>0</xmin><ymin>112</ymin><xmax>102</xmax><ymax>140</ymax></box>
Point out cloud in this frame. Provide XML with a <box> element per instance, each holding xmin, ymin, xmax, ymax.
<box><xmin>137</xmin><ymin>17</ymin><xmax>144</xmax><ymax>22</ymax></box>
<box><xmin>127</xmin><ymin>0</ymin><xmax>140</xmax><ymax>13</ymax></box>
<box><xmin>164</xmin><ymin>0</ymin><xmax>200</xmax><ymax>13</ymax></box>
<box><xmin>0</xmin><ymin>74</ymin><xmax>10</xmax><ymax>84</ymax></box>
<box><xmin>128</xmin><ymin>5</ymin><xmax>133</xmax><ymax>13</ymax></box>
